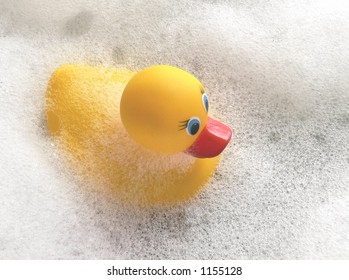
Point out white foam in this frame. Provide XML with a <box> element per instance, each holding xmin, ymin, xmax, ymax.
<box><xmin>0</xmin><ymin>0</ymin><xmax>349</xmax><ymax>259</ymax></box>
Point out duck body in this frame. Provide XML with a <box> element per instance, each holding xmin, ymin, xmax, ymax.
<box><xmin>46</xmin><ymin>65</ymin><xmax>225</xmax><ymax>206</ymax></box>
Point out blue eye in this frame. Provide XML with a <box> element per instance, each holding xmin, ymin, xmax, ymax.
<box><xmin>186</xmin><ymin>117</ymin><xmax>200</xmax><ymax>136</ymax></box>
<box><xmin>202</xmin><ymin>92</ymin><xmax>209</xmax><ymax>112</ymax></box>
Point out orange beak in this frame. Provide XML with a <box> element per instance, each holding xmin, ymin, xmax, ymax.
<box><xmin>185</xmin><ymin>117</ymin><xmax>232</xmax><ymax>158</ymax></box>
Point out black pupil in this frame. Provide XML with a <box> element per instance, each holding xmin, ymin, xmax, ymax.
<box><xmin>190</xmin><ymin>122</ymin><xmax>199</xmax><ymax>135</ymax></box>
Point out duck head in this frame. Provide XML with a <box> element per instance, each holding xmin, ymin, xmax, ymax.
<box><xmin>120</xmin><ymin>65</ymin><xmax>232</xmax><ymax>158</ymax></box>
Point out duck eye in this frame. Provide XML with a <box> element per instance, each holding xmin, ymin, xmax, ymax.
<box><xmin>202</xmin><ymin>92</ymin><xmax>209</xmax><ymax>112</ymax></box>
<box><xmin>186</xmin><ymin>117</ymin><xmax>200</xmax><ymax>136</ymax></box>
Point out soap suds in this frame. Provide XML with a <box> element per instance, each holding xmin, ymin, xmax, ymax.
<box><xmin>0</xmin><ymin>0</ymin><xmax>349</xmax><ymax>259</ymax></box>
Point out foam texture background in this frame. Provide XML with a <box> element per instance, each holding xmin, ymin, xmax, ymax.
<box><xmin>0</xmin><ymin>0</ymin><xmax>349</xmax><ymax>259</ymax></box>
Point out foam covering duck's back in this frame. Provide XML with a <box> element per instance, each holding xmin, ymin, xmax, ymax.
<box><xmin>46</xmin><ymin>65</ymin><xmax>219</xmax><ymax>206</ymax></box>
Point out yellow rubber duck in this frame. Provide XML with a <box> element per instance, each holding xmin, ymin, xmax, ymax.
<box><xmin>46</xmin><ymin>64</ymin><xmax>232</xmax><ymax>206</ymax></box>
